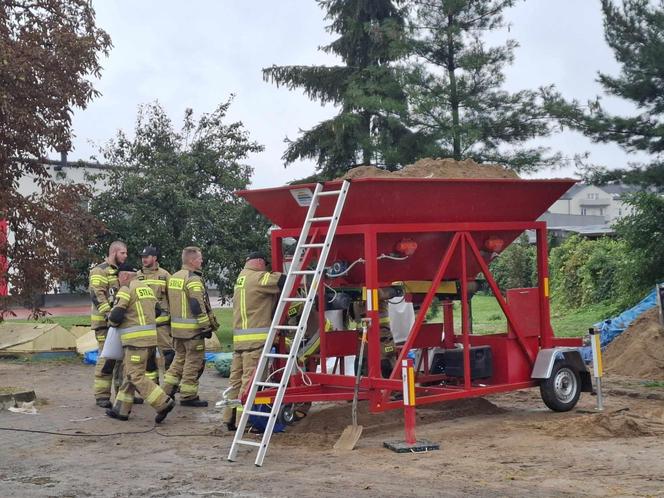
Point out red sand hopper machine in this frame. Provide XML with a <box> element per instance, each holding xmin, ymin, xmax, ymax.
<box><xmin>230</xmin><ymin>177</ymin><xmax>593</xmax><ymax>464</ymax></box>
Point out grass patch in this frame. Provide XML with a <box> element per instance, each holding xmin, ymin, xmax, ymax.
<box><xmin>6</xmin><ymin>315</ymin><xmax>91</xmax><ymax>329</ymax></box>
<box><xmin>4</xmin><ymin>297</ymin><xmax>617</xmax><ymax>344</ymax></box>
<box><xmin>643</xmin><ymin>381</ymin><xmax>664</xmax><ymax>389</ymax></box>
<box><xmin>443</xmin><ymin>294</ymin><xmax>615</xmax><ymax>338</ymax></box>
<box><xmin>6</xmin><ymin>308</ymin><xmax>236</xmax><ymax>350</ymax></box>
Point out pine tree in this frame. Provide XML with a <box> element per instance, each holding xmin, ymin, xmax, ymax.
<box><xmin>546</xmin><ymin>0</ymin><xmax>664</xmax><ymax>188</ymax></box>
<box><xmin>263</xmin><ymin>0</ymin><xmax>413</xmax><ymax>179</ymax></box>
<box><xmin>406</xmin><ymin>0</ymin><xmax>561</xmax><ymax>172</ymax></box>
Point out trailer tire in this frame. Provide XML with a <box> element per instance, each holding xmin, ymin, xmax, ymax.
<box><xmin>278</xmin><ymin>404</ymin><xmax>296</xmax><ymax>425</ymax></box>
<box><xmin>540</xmin><ymin>360</ymin><xmax>581</xmax><ymax>412</ymax></box>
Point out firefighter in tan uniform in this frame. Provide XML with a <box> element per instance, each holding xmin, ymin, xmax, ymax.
<box><xmin>222</xmin><ymin>251</ymin><xmax>285</xmax><ymax>431</ymax></box>
<box><xmin>137</xmin><ymin>245</ymin><xmax>174</xmax><ymax>384</ymax></box>
<box><xmin>105</xmin><ymin>265</ymin><xmax>175</xmax><ymax>423</ymax></box>
<box><xmin>89</xmin><ymin>240</ymin><xmax>127</xmax><ymax>408</ymax></box>
<box><xmin>163</xmin><ymin>246</ymin><xmax>218</xmax><ymax>407</ymax></box>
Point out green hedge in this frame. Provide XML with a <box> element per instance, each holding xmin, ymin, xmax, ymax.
<box><xmin>549</xmin><ymin>235</ymin><xmax>627</xmax><ymax>312</ymax></box>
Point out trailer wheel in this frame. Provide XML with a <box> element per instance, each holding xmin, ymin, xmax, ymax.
<box><xmin>540</xmin><ymin>360</ymin><xmax>581</xmax><ymax>412</ymax></box>
<box><xmin>278</xmin><ymin>404</ymin><xmax>296</xmax><ymax>425</ymax></box>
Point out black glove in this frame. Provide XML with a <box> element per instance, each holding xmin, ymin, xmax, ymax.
<box><xmin>200</xmin><ymin>328</ymin><xmax>213</xmax><ymax>339</ymax></box>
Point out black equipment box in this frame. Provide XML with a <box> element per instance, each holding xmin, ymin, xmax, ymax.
<box><xmin>431</xmin><ymin>346</ymin><xmax>493</xmax><ymax>379</ymax></box>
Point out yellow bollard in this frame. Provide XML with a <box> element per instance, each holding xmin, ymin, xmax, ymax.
<box><xmin>589</xmin><ymin>327</ymin><xmax>604</xmax><ymax>411</ymax></box>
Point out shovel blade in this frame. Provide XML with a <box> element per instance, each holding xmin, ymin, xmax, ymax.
<box><xmin>333</xmin><ymin>424</ymin><xmax>363</xmax><ymax>450</ymax></box>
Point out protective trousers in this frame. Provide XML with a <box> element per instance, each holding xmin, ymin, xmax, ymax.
<box><xmin>163</xmin><ymin>337</ymin><xmax>205</xmax><ymax>401</ymax></box>
<box><xmin>112</xmin><ymin>346</ymin><xmax>171</xmax><ymax>417</ymax></box>
<box><xmin>93</xmin><ymin>328</ymin><xmax>123</xmax><ymax>400</ymax></box>
<box><xmin>146</xmin><ymin>325</ymin><xmax>175</xmax><ymax>385</ymax></box>
<box><xmin>222</xmin><ymin>348</ymin><xmax>262</xmax><ymax>424</ymax></box>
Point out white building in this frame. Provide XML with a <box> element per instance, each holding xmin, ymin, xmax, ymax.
<box><xmin>548</xmin><ymin>183</ymin><xmax>641</xmax><ymax>223</ymax></box>
<box><xmin>16</xmin><ymin>153</ymin><xmax>110</xmax><ymax>197</ymax></box>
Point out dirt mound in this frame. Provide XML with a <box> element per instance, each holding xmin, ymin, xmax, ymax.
<box><xmin>533</xmin><ymin>409</ymin><xmax>664</xmax><ymax>439</ymax></box>
<box><xmin>604</xmin><ymin>308</ymin><xmax>664</xmax><ymax>380</ymax></box>
<box><xmin>288</xmin><ymin>398</ymin><xmax>505</xmax><ymax>437</ymax></box>
<box><xmin>338</xmin><ymin>158</ymin><xmax>519</xmax><ymax>180</ymax></box>
<box><xmin>341</xmin><ymin>165</ymin><xmax>394</xmax><ymax>180</ymax></box>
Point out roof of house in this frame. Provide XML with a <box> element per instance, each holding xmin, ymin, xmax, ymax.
<box><xmin>559</xmin><ymin>182</ymin><xmax>641</xmax><ymax>200</ymax></box>
<box><xmin>539</xmin><ymin>212</ymin><xmax>606</xmax><ymax>227</ymax></box>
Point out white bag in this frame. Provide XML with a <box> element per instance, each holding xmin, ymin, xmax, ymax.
<box><xmin>100</xmin><ymin>327</ymin><xmax>123</xmax><ymax>360</ymax></box>
<box><xmin>388</xmin><ymin>300</ymin><xmax>415</xmax><ymax>344</ymax></box>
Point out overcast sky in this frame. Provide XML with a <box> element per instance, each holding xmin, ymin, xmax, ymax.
<box><xmin>69</xmin><ymin>0</ymin><xmax>650</xmax><ymax>188</ymax></box>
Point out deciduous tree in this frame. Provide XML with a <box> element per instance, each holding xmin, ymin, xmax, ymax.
<box><xmin>0</xmin><ymin>0</ymin><xmax>111</xmax><ymax>318</ymax></box>
<box><xmin>89</xmin><ymin>100</ymin><xmax>268</xmax><ymax>295</ymax></box>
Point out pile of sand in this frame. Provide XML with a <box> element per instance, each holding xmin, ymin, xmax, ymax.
<box><xmin>533</xmin><ymin>409</ymin><xmax>660</xmax><ymax>439</ymax></box>
<box><xmin>289</xmin><ymin>398</ymin><xmax>504</xmax><ymax>436</ymax></box>
<box><xmin>338</xmin><ymin>158</ymin><xmax>519</xmax><ymax>180</ymax></box>
<box><xmin>604</xmin><ymin>308</ymin><xmax>664</xmax><ymax>380</ymax></box>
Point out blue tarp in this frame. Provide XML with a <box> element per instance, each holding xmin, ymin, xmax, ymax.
<box><xmin>84</xmin><ymin>350</ymin><xmax>98</xmax><ymax>365</ymax></box>
<box><xmin>580</xmin><ymin>287</ymin><xmax>659</xmax><ymax>361</ymax></box>
<box><xmin>84</xmin><ymin>350</ymin><xmax>219</xmax><ymax>364</ymax></box>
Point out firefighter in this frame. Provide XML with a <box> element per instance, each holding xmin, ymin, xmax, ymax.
<box><xmin>105</xmin><ymin>264</ymin><xmax>175</xmax><ymax>423</ymax></box>
<box><xmin>90</xmin><ymin>240</ymin><xmax>128</xmax><ymax>408</ymax></box>
<box><xmin>163</xmin><ymin>246</ymin><xmax>218</xmax><ymax>407</ymax></box>
<box><xmin>137</xmin><ymin>245</ymin><xmax>174</xmax><ymax>384</ymax></box>
<box><xmin>222</xmin><ymin>251</ymin><xmax>285</xmax><ymax>431</ymax></box>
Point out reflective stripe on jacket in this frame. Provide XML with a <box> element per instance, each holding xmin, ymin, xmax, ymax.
<box><xmin>167</xmin><ymin>267</ymin><xmax>210</xmax><ymax>339</ymax></box>
<box><xmin>89</xmin><ymin>262</ymin><xmax>119</xmax><ymax>330</ymax></box>
<box><xmin>138</xmin><ymin>265</ymin><xmax>171</xmax><ymax>326</ymax></box>
<box><xmin>232</xmin><ymin>265</ymin><xmax>282</xmax><ymax>351</ymax></box>
<box><xmin>111</xmin><ymin>280</ymin><xmax>158</xmax><ymax>347</ymax></box>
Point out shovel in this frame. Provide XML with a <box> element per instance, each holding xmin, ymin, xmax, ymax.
<box><xmin>334</xmin><ymin>321</ymin><xmax>368</xmax><ymax>450</ymax></box>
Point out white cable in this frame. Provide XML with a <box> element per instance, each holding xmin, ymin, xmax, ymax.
<box><xmin>324</xmin><ymin>283</ymin><xmax>337</xmax><ymax>303</ymax></box>
<box><xmin>296</xmin><ymin>361</ymin><xmax>313</xmax><ymax>386</ymax></box>
<box><xmin>326</xmin><ymin>257</ymin><xmax>365</xmax><ymax>278</ymax></box>
<box><xmin>378</xmin><ymin>253</ymin><xmax>409</xmax><ymax>261</ymax></box>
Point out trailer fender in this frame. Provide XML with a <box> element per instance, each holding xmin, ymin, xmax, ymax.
<box><xmin>531</xmin><ymin>348</ymin><xmax>593</xmax><ymax>392</ymax></box>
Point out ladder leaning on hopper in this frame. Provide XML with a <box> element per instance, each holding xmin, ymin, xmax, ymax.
<box><xmin>227</xmin><ymin>180</ymin><xmax>350</xmax><ymax>467</ymax></box>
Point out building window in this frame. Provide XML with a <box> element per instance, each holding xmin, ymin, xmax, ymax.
<box><xmin>581</xmin><ymin>208</ymin><xmax>587</xmax><ymax>216</ymax></box>
<box><xmin>599</xmin><ymin>208</ymin><xmax>603</xmax><ymax>216</ymax></box>
<box><xmin>587</xmin><ymin>193</ymin><xmax>599</xmax><ymax>200</ymax></box>
<box><xmin>619</xmin><ymin>208</ymin><xmax>622</xmax><ymax>216</ymax></box>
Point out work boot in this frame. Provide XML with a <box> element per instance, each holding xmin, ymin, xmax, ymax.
<box><xmin>155</xmin><ymin>398</ymin><xmax>175</xmax><ymax>424</ymax></box>
<box><xmin>133</xmin><ymin>397</ymin><xmax>144</xmax><ymax>405</ymax></box>
<box><xmin>96</xmin><ymin>398</ymin><xmax>112</xmax><ymax>409</ymax></box>
<box><xmin>105</xmin><ymin>409</ymin><xmax>129</xmax><ymax>421</ymax></box>
<box><xmin>180</xmin><ymin>397</ymin><xmax>208</xmax><ymax>407</ymax></box>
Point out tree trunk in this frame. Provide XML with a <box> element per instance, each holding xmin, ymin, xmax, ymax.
<box><xmin>362</xmin><ymin>111</ymin><xmax>372</xmax><ymax>164</ymax></box>
<box><xmin>447</xmin><ymin>14</ymin><xmax>461</xmax><ymax>160</ymax></box>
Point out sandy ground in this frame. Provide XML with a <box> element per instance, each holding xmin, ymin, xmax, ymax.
<box><xmin>1</xmin><ymin>361</ymin><xmax>663</xmax><ymax>497</ymax></box>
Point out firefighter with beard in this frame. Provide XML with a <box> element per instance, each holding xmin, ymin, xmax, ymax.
<box><xmin>89</xmin><ymin>240</ymin><xmax>127</xmax><ymax>408</ymax></box>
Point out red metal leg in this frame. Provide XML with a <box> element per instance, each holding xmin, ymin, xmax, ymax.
<box><xmin>536</xmin><ymin>224</ymin><xmax>554</xmax><ymax>349</ymax></box>
<box><xmin>460</xmin><ymin>234</ymin><xmax>471</xmax><ymax>390</ymax></box>
<box><xmin>402</xmin><ymin>359</ymin><xmax>417</xmax><ymax>445</ymax></box>
<box><xmin>443</xmin><ymin>300</ymin><xmax>455</xmax><ymax>349</ymax></box>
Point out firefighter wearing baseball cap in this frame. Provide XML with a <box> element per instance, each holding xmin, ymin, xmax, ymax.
<box><xmin>105</xmin><ymin>264</ymin><xmax>175</xmax><ymax>423</ymax></box>
<box><xmin>222</xmin><ymin>250</ymin><xmax>285</xmax><ymax>431</ymax></box>
<box><xmin>89</xmin><ymin>240</ymin><xmax>127</xmax><ymax>408</ymax></box>
<box><xmin>163</xmin><ymin>246</ymin><xmax>219</xmax><ymax>407</ymax></box>
<box><xmin>137</xmin><ymin>245</ymin><xmax>174</xmax><ymax>384</ymax></box>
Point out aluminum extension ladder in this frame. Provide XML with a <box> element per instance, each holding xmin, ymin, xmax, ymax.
<box><xmin>228</xmin><ymin>180</ymin><xmax>350</xmax><ymax>466</ymax></box>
